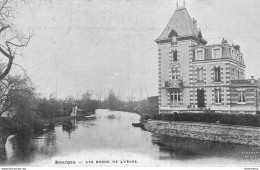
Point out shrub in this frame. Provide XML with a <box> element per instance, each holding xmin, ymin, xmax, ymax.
<box><xmin>143</xmin><ymin>112</ymin><xmax>260</xmax><ymax>127</ymax></box>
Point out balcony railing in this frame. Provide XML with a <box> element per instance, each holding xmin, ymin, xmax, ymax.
<box><xmin>196</xmin><ymin>80</ymin><xmax>204</xmax><ymax>83</ymax></box>
<box><xmin>170</xmin><ymin>101</ymin><xmax>181</xmax><ymax>106</ymax></box>
<box><xmin>165</xmin><ymin>80</ymin><xmax>183</xmax><ymax>88</ymax></box>
<box><xmin>231</xmin><ymin>79</ymin><xmax>259</xmax><ymax>86</ymax></box>
<box><xmin>214</xmin><ymin>79</ymin><xmax>221</xmax><ymax>82</ymax></box>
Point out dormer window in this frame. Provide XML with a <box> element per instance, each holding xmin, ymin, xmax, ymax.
<box><xmin>212</xmin><ymin>47</ymin><xmax>221</xmax><ymax>59</ymax></box>
<box><xmin>230</xmin><ymin>48</ymin><xmax>233</xmax><ymax>56</ymax></box>
<box><xmin>195</xmin><ymin>49</ymin><xmax>204</xmax><ymax>60</ymax></box>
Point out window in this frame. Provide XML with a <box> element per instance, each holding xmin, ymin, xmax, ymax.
<box><xmin>212</xmin><ymin>48</ymin><xmax>221</xmax><ymax>59</ymax></box>
<box><xmin>170</xmin><ymin>91</ymin><xmax>181</xmax><ymax>106</ymax></box>
<box><xmin>196</xmin><ymin>50</ymin><xmax>204</xmax><ymax>60</ymax></box>
<box><xmin>230</xmin><ymin>49</ymin><xmax>233</xmax><ymax>56</ymax></box>
<box><xmin>231</xmin><ymin>68</ymin><xmax>235</xmax><ymax>79</ymax></box>
<box><xmin>197</xmin><ymin>68</ymin><xmax>203</xmax><ymax>82</ymax></box>
<box><xmin>214</xmin><ymin>67</ymin><xmax>221</xmax><ymax>82</ymax></box>
<box><xmin>237</xmin><ymin>71</ymin><xmax>240</xmax><ymax>79</ymax></box>
<box><xmin>172</xmin><ymin>50</ymin><xmax>177</xmax><ymax>62</ymax></box>
<box><xmin>238</xmin><ymin>91</ymin><xmax>246</xmax><ymax>103</ymax></box>
<box><xmin>215</xmin><ymin>89</ymin><xmax>222</xmax><ymax>104</ymax></box>
<box><xmin>171</xmin><ymin>67</ymin><xmax>179</xmax><ymax>80</ymax></box>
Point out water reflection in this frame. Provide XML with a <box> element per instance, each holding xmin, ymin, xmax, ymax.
<box><xmin>152</xmin><ymin>134</ymin><xmax>260</xmax><ymax>161</ymax></box>
<box><xmin>0</xmin><ymin>147</ymin><xmax>7</xmax><ymax>163</ymax></box>
<box><xmin>62</xmin><ymin>119</ymin><xmax>77</xmax><ymax>136</ymax></box>
<box><xmin>4</xmin><ymin>130</ymin><xmax>58</xmax><ymax>165</ymax></box>
<box><xmin>1</xmin><ymin>109</ymin><xmax>260</xmax><ymax>166</ymax></box>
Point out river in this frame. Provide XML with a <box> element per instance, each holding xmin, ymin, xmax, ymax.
<box><xmin>1</xmin><ymin>109</ymin><xmax>260</xmax><ymax>167</ymax></box>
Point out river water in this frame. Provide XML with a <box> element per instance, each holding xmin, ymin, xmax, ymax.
<box><xmin>1</xmin><ymin>109</ymin><xmax>260</xmax><ymax>167</ymax></box>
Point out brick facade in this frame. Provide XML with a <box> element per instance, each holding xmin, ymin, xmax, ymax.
<box><xmin>156</xmin><ymin>6</ymin><xmax>260</xmax><ymax>114</ymax></box>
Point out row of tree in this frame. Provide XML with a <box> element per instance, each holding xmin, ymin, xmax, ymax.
<box><xmin>0</xmin><ymin>73</ymin><xmax>101</xmax><ymax>133</ymax></box>
<box><xmin>101</xmin><ymin>90</ymin><xmax>158</xmax><ymax>114</ymax></box>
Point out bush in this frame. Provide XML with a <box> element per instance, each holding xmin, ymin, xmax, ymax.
<box><xmin>143</xmin><ymin>112</ymin><xmax>260</xmax><ymax>127</ymax></box>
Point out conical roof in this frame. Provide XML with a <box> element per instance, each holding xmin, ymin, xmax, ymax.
<box><xmin>155</xmin><ymin>7</ymin><xmax>205</xmax><ymax>42</ymax></box>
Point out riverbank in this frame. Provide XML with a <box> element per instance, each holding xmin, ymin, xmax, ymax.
<box><xmin>0</xmin><ymin>118</ymin><xmax>16</xmax><ymax>151</ymax></box>
<box><xmin>39</xmin><ymin>111</ymin><xmax>95</xmax><ymax>125</ymax></box>
<box><xmin>144</xmin><ymin>120</ymin><xmax>260</xmax><ymax>146</ymax></box>
<box><xmin>0</xmin><ymin>111</ymin><xmax>95</xmax><ymax>149</ymax></box>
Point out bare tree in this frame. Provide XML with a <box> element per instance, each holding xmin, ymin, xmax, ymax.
<box><xmin>0</xmin><ymin>0</ymin><xmax>33</xmax><ymax>81</ymax></box>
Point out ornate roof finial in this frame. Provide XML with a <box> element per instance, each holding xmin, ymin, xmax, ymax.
<box><xmin>176</xmin><ymin>1</ymin><xmax>178</xmax><ymax>9</ymax></box>
<box><xmin>183</xmin><ymin>0</ymin><xmax>185</xmax><ymax>7</ymax></box>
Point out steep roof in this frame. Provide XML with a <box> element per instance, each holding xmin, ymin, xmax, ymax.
<box><xmin>155</xmin><ymin>7</ymin><xmax>203</xmax><ymax>42</ymax></box>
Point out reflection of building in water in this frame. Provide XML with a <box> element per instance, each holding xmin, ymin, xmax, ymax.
<box><xmin>62</xmin><ymin>119</ymin><xmax>77</xmax><ymax>137</ymax></box>
<box><xmin>156</xmin><ymin>4</ymin><xmax>260</xmax><ymax>114</ymax></box>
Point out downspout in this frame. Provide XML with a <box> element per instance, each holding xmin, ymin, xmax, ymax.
<box><xmin>256</xmin><ymin>88</ymin><xmax>258</xmax><ymax>113</ymax></box>
<box><xmin>229</xmin><ymin>60</ymin><xmax>232</xmax><ymax>113</ymax></box>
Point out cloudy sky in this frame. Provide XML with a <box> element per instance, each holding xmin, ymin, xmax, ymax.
<box><xmin>9</xmin><ymin>0</ymin><xmax>260</xmax><ymax>100</ymax></box>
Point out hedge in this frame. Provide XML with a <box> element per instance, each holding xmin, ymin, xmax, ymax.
<box><xmin>142</xmin><ymin>112</ymin><xmax>260</xmax><ymax>127</ymax></box>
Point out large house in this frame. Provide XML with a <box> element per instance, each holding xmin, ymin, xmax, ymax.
<box><xmin>156</xmin><ymin>5</ymin><xmax>260</xmax><ymax>114</ymax></box>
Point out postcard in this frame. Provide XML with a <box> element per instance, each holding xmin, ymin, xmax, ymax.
<box><xmin>0</xmin><ymin>0</ymin><xmax>260</xmax><ymax>169</ymax></box>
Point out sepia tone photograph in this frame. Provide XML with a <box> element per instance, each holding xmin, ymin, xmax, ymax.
<box><xmin>0</xmin><ymin>0</ymin><xmax>260</xmax><ymax>168</ymax></box>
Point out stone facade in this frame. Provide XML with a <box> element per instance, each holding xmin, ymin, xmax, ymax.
<box><xmin>144</xmin><ymin>120</ymin><xmax>260</xmax><ymax>146</ymax></box>
<box><xmin>156</xmin><ymin>6</ymin><xmax>260</xmax><ymax>114</ymax></box>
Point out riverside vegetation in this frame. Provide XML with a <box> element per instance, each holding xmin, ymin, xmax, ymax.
<box><xmin>100</xmin><ymin>90</ymin><xmax>158</xmax><ymax>114</ymax></box>
<box><xmin>0</xmin><ymin>74</ymin><xmax>101</xmax><ymax>149</ymax></box>
<box><xmin>141</xmin><ymin>112</ymin><xmax>260</xmax><ymax>127</ymax></box>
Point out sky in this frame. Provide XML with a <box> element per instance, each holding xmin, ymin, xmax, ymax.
<box><xmin>7</xmin><ymin>0</ymin><xmax>260</xmax><ymax>100</ymax></box>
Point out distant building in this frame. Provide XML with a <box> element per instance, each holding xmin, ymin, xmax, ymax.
<box><xmin>155</xmin><ymin>5</ymin><xmax>260</xmax><ymax>114</ymax></box>
<box><xmin>70</xmin><ymin>103</ymin><xmax>78</xmax><ymax>116</ymax></box>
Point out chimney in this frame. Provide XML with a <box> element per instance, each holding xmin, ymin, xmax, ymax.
<box><xmin>193</xmin><ymin>18</ymin><xmax>197</xmax><ymax>27</ymax></box>
<box><xmin>222</xmin><ymin>38</ymin><xmax>228</xmax><ymax>44</ymax></box>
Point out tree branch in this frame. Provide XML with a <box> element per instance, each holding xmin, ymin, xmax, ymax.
<box><xmin>0</xmin><ymin>25</ymin><xmax>9</xmax><ymax>33</ymax></box>
<box><xmin>0</xmin><ymin>55</ymin><xmax>13</xmax><ymax>81</ymax></box>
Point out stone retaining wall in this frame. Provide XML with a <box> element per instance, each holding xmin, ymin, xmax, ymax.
<box><xmin>144</xmin><ymin>120</ymin><xmax>260</xmax><ymax>146</ymax></box>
